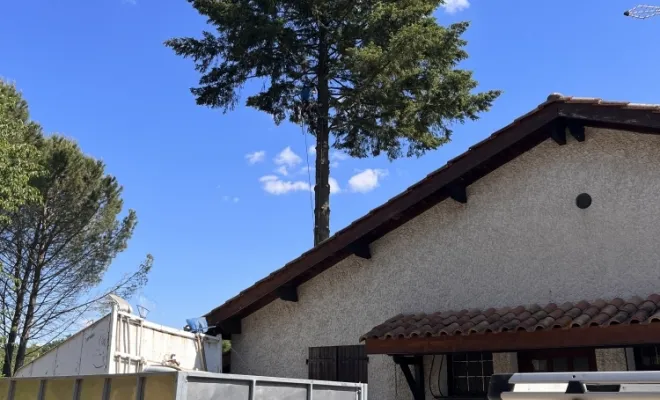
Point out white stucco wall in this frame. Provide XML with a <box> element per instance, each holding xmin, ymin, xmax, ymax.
<box><xmin>230</xmin><ymin>128</ymin><xmax>660</xmax><ymax>399</ymax></box>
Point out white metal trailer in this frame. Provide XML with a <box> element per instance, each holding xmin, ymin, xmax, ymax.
<box><xmin>488</xmin><ymin>371</ymin><xmax>660</xmax><ymax>400</ymax></box>
<box><xmin>0</xmin><ymin>370</ymin><xmax>368</xmax><ymax>400</ymax></box>
<box><xmin>14</xmin><ymin>296</ymin><xmax>222</xmax><ymax>378</ymax></box>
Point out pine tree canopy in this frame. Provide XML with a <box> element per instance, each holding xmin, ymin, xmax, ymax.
<box><xmin>166</xmin><ymin>0</ymin><xmax>501</xmax><ymax>159</ymax></box>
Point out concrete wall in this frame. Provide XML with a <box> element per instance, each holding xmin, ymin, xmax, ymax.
<box><xmin>596</xmin><ymin>348</ymin><xmax>628</xmax><ymax>371</ymax></box>
<box><xmin>493</xmin><ymin>353</ymin><xmax>518</xmax><ymax>374</ymax></box>
<box><xmin>230</xmin><ymin>128</ymin><xmax>660</xmax><ymax>399</ymax></box>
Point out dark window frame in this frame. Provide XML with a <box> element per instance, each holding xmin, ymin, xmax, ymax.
<box><xmin>447</xmin><ymin>351</ymin><xmax>494</xmax><ymax>397</ymax></box>
<box><xmin>633</xmin><ymin>344</ymin><xmax>660</xmax><ymax>371</ymax></box>
<box><xmin>517</xmin><ymin>348</ymin><xmax>597</xmax><ymax>373</ymax></box>
<box><xmin>307</xmin><ymin>345</ymin><xmax>368</xmax><ymax>383</ymax></box>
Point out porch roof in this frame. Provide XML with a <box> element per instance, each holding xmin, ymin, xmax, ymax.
<box><xmin>361</xmin><ymin>294</ymin><xmax>660</xmax><ymax>355</ymax></box>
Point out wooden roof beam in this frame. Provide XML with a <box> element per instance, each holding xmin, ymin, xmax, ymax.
<box><xmin>448</xmin><ymin>184</ymin><xmax>467</xmax><ymax>204</ymax></box>
<box><xmin>550</xmin><ymin>122</ymin><xmax>567</xmax><ymax>145</ymax></box>
<box><xmin>276</xmin><ymin>284</ymin><xmax>299</xmax><ymax>302</ymax></box>
<box><xmin>350</xmin><ymin>242</ymin><xmax>372</xmax><ymax>260</ymax></box>
<box><xmin>568</xmin><ymin>121</ymin><xmax>585</xmax><ymax>142</ymax></box>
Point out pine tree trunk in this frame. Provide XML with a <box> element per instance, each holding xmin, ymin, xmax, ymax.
<box><xmin>314</xmin><ymin>120</ymin><xmax>330</xmax><ymax>245</ymax></box>
<box><xmin>15</xmin><ymin>256</ymin><xmax>44</xmax><ymax>371</ymax></box>
<box><xmin>314</xmin><ymin>26</ymin><xmax>331</xmax><ymax>246</ymax></box>
<box><xmin>3</xmin><ymin>257</ymin><xmax>29</xmax><ymax>377</ymax></box>
<box><xmin>3</xmin><ymin>302</ymin><xmax>21</xmax><ymax>377</ymax></box>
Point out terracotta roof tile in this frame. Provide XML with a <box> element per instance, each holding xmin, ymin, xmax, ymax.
<box><xmin>360</xmin><ymin>294</ymin><xmax>660</xmax><ymax>341</ymax></box>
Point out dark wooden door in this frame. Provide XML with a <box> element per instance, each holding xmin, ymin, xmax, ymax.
<box><xmin>518</xmin><ymin>348</ymin><xmax>597</xmax><ymax>373</ymax></box>
<box><xmin>308</xmin><ymin>345</ymin><xmax>368</xmax><ymax>383</ymax></box>
<box><xmin>337</xmin><ymin>345</ymin><xmax>368</xmax><ymax>383</ymax></box>
<box><xmin>308</xmin><ymin>346</ymin><xmax>338</xmax><ymax>381</ymax></box>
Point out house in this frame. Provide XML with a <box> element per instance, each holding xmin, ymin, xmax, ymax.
<box><xmin>205</xmin><ymin>94</ymin><xmax>660</xmax><ymax>400</ymax></box>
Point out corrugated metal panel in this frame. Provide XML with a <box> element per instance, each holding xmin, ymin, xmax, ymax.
<box><xmin>0</xmin><ymin>380</ymin><xmax>9</xmax><ymax>400</ymax></box>
<box><xmin>42</xmin><ymin>378</ymin><xmax>75</xmax><ymax>400</ymax></box>
<box><xmin>51</xmin><ymin>333</ymin><xmax>84</xmax><ymax>376</ymax></box>
<box><xmin>108</xmin><ymin>376</ymin><xmax>137</xmax><ymax>400</ymax></box>
<box><xmin>2</xmin><ymin>371</ymin><xmax>367</xmax><ymax>400</ymax></box>
<box><xmin>14</xmin><ymin>315</ymin><xmax>112</xmax><ymax>378</ymax></box>
<box><xmin>79</xmin><ymin>315</ymin><xmax>112</xmax><ymax>375</ymax></box>
<box><xmin>13</xmin><ymin>380</ymin><xmax>39</xmax><ymax>400</ymax></box>
<box><xmin>15</xmin><ymin>307</ymin><xmax>222</xmax><ymax>378</ymax></box>
<box><xmin>253</xmin><ymin>383</ymin><xmax>307</xmax><ymax>400</ymax></box>
<box><xmin>114</xmin><ymin>312</ymin><xmax>222</xmax><ymax>374</ymax></box>
<box><xmin>79</xmin><ymin>377</ymin><xmax>105</xmax><ymax>398</ymax></box>
<box><xmin>143</xmin><ymin>374</ymin><xmax>177</xmax><ymax>400</ymax></box>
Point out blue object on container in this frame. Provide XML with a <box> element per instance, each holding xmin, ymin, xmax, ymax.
<box><xmin>186</xmin><ymin>317</ymin><xmax>208</xmax><ymax>333</ymax></box>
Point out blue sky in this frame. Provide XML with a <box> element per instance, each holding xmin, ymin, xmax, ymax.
<box><xmin>1</xmin><ymin>0</ymin><xmax>660</xmax><ymax>330</ymax></box>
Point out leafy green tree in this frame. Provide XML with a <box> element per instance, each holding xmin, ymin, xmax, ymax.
<box><xmin>0</xmin><ymin>81</ymin><xmax>42</xmax><ymax>221</ymax></box>
<box><xmin>0</xmin><ymin>135</ymin><xmax>152</xmax><ymax>376</ymax></box>
<box><xmin>166</xmin><ymin>0</ymin><xmax>500</xmax><ymax>244</ymax></box>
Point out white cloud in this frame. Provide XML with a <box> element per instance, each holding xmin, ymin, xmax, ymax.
<box><xmin>222</xmin><ymin>195</ymin><xmax>240</xmax><ymax>203</ymax></box>
<box><xmin>348</xmin><ymin>169</ymin><xmax>388</xmax><ymax>193</ymax></box>
<box><xmin>245</xmin><ymin>150</ymin><xmax>266</xmax><ymax>165</ymax></box>
<box><xmin>329</xmin><ymin>177</ymin><xmax>341</xmax><ymax>194</ymax></box>
<box><xmin>260</xmin><ymin>175</ymin><xmax>311</xmax><ymax>195</ymax></box>
<box><xmin>330</xmin><ymin>151</ymin><xmax>348</xmax><ymax>162</ymax></box>
<box><xmin>309</xmin><ymin>145</ymin><xmax>316</xmax><ymax>156</ymax></box>
<box><xmin>299</xmin><ymin>165</ymin><xmax>314</xmax><ymax>175</ymax></box>
<box><xmin>274</xmin><ymin>146</ymin><xmax>302</xmax><ymax>167</ymax></box>
<box><xmin>275</xmin><ymin>165</ymin><xmax>289</xmax><ymax>176</ymax></box>
<box><xmin>442</xmin><ymin>0</ymin><xmax>469</xmax><ymax>13</ymax></box>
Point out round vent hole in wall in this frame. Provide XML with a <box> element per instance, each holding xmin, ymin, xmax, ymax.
<box><xmin>576</xmin><ymin>193</ymin><xmax>592</xmax><ymax>209</ymax></box>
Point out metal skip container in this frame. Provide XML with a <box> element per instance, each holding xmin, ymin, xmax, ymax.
<box><xmin>14</xmin><ymin>296</ymin><xmax>222</xmax><ymax>378</ymax></box>
<box><xmin>0</xmin><ymin>371</ymin><xmax>368</xmax><ymax>400</ymax></box>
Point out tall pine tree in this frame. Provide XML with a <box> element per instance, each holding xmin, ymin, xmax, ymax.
<box><xmin>166</xmin><ymin>0</ymin><xmax>500</xmax><ymax>245</ymax></box>
<box><xmin>0</xmin><ymin>135</ymin><xmax>152</xmax><ymax>376</ymax></box>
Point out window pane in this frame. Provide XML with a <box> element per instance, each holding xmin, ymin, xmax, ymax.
<box><xmin>468</xmin><ymin>361</ymin><xmax>483</xmax><ymax>376</ymax></box>
<box><xmin>552</xmin><ymin>357</ymin><xmax>568</xmax><ymax>372</ymax></box>
<box><xmin>453</xmin><ymin>361</ymin><xmax>468</xmax><ymax>376</ymax></box>
<box><xmin>451</xmin><ymin>353</ymin><xmax>493</xmax><ymax>396</ymax></box>
<box><xmin>468</xmin><ymin>377</ymin><xmax>482</xmax><ymax>394</ymax></box>
<box><xmin>573</xmin><ymin>357</ymin><xmax>590</xmax><ymax>372</ymax></box>
<box><xmin>532</xmin><ymin>359</ymin><xmax>548</xmax><ymax>372</ymax></box>
<box><xmin>483</xmin><ymin>361</ymin><xmax>494</xmax><ymax>376</ymax></box>
<box><xmin>642</xmin><ymin>355</ymin><xmax>652</xmax><ymax>367</ymax></box>
<box><xmin>454</xmin><ymin>377</ymin><xmax>468</xmax><ymax>393</ymax></box>
<box><xmin>636</xmin><ymin>345</ymin><xmax>660</xmax><ymax>370</ymax></box>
